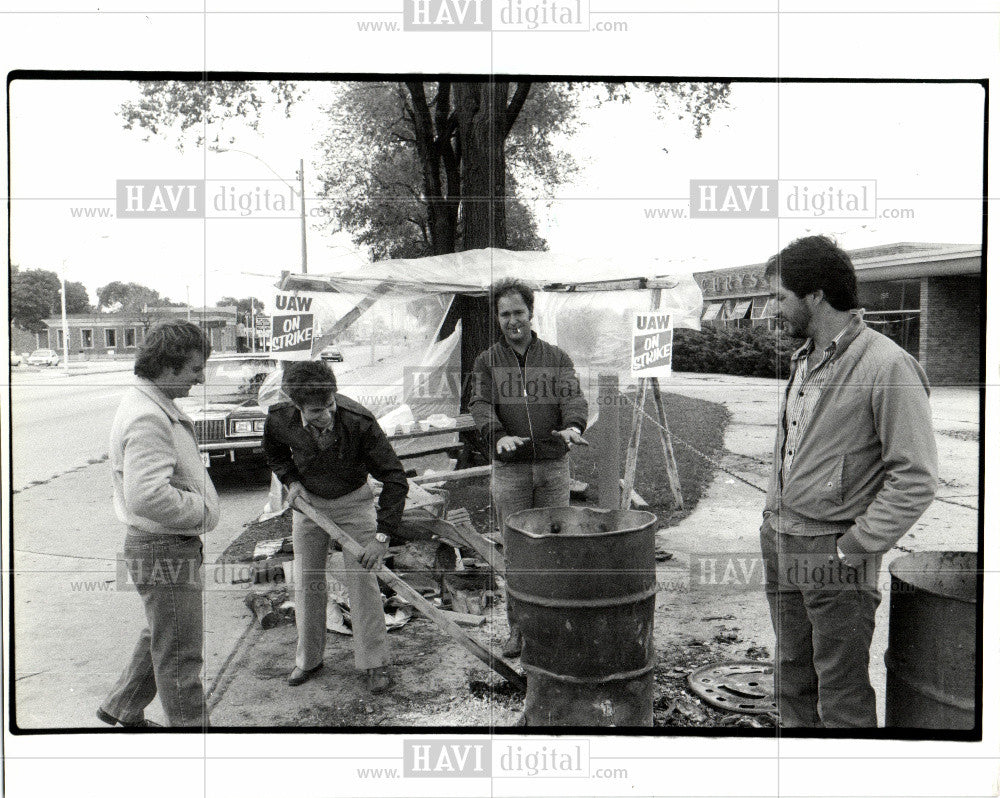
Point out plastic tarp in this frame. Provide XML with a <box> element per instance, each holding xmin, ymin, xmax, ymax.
<box><xmin>277</xmin><ymin>247</ymin><xmax>704</xmax><ymax>329</ymax></box>
<box><xmin>275</xmin><ymin>248</ymin><xmax>703</xmax><ymax>433</ymax></box>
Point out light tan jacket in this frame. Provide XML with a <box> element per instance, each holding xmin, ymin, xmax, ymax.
<box><xmin>110</xmin><ymin>378</ymin><xmax>220</xmax><ymax>536</ymax></box>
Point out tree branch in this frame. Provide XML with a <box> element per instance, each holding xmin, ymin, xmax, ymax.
<box><xmin>503</xmin><ymin>82</ymin><xmax>532</xmax><ymax>140</ymax></box>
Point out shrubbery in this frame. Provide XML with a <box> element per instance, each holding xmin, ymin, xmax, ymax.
<box><xmin>673</xmin><ymin>325</ymin><xmax>796</xmax><ymax>379</ymax></box>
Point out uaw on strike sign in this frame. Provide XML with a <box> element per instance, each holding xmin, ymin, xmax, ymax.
<box><xmin>270</xmin><ymin>294</ymin><xmax>314</xmax><ymax>360</ymax></box>
<box><xmin>631</xmin><ymin>312</ymin><xmax>673</xmax><ymax>378</ymax></box>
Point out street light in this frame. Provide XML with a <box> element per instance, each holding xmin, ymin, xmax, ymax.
<box><xmin>209</xmin><ymin>147</ymin><xmax>308</xmax><ymax>274</ymax></box>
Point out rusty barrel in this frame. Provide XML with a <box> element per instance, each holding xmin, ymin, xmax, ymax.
<box><xmin>884</xmin><ymin>551</ymin><xmax>977</xmax><ymax>729</ymax></box>
<box><xmin>504</xmin><ymin>506</ymin><xmax>658</xmax><ymax>726</ymax></box>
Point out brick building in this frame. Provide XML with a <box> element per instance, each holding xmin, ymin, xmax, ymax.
<box><xmin>693</xmin><ymin>242</ymin><xmax>982</xmax><ymax>385</ymax></box>
<box><xmin>39</xmin><ymin>306</ymin><xmax>238</xmax><ymax>359</ymax></box>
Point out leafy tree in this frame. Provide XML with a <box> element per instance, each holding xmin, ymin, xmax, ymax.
<box><xmin>97</xmin><ymin>281</ymin><xmax>184</xmax><ymax>330</ymax></box>
<box><xmin>118</xmin><ymin>78</ymin><xmax>731</xmax><ymax>388</ymax></box>
<box><xmin>119</xmin><ymin>79</ymin><xmax>730</xmax><ymax>258</ymax></box>
<box><xmin>10</xmin><ymin>265</ymin><xmax>91</xmax><ymax>331</ymax></box>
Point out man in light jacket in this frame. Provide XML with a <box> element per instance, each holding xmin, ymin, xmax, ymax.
<box><xmin>761</xmin><ymin>235</ymin><xmax>937</xmax><ymax>728</ymax></box>
<box><xmin>98</xmin><ymin>320</ymin><xmax>218</xmax><ymax>728</ymax></box>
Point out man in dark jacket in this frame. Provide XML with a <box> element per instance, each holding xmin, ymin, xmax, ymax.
<box><xmin>263</xmin><ymin>360</ymin><xmax>408</xmax><ymax>692</ymax></box>
<box><xmin>469</xmin><ymin>278</ymin><xmax>589</xmax><ymax>656</ymax></box>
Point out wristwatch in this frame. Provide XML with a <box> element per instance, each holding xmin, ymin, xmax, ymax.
<box><xmin>374</xmin><ymin>532</ymin><xmax>390</xmax><ymax>546</ymax></box>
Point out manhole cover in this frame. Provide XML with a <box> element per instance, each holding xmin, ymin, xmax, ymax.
<box><xmin>687</xmin><ymin>660</ymin><xmax>776</xmax><ymax>714</ymax></box>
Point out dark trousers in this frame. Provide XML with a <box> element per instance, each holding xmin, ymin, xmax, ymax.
<box><xmin>761</xmin><ymin>518</ymin><xmax>882</xmax><ymax>728</ymax></box>
<box><xmin>101</xmin><ymin>532</ymin><xmax>207</xmax><ymax>727</ymax></box>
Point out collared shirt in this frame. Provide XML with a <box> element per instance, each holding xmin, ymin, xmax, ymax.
<box><xmin>301</xmin><ymin>412</ymin><xmax>335</xmax><ymax>451</ymax></box>
<box><xmin>763</xmin><ymin>312</ymin><xmax>937</xmax><ymax>557</ymax></box>
<box><xmin>781</xmin><ymin>315</ymin><xmax>857</xmax><ymax>485</ymax></box>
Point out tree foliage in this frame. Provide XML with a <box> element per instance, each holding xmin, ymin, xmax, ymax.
<box><xmin>10</xmin><ymin>265</ymin><xmax>91</xmax><ymax>331</ymax></box>
<box><xmin>119</xmin><ymin>81</ymin><xmax>300</xmax><ymax>149</ymax></box>
<box><xmin>119</xmin><ymin>79</ymin><xmax>731</xmax><ymax>260</ymax></box>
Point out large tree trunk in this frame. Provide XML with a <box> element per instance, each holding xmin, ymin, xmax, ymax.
<box><xmin>455</xmin><ymin>81</ymin><xmax>507</xmax><ymax>250</ymax></box>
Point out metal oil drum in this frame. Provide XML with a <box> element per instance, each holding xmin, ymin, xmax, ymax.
<box><xmin>884</xmin><ymin>550</ymin><xmax>978</xmax><ymax>729</ymax></box>
<box><xmin>504</xmin><ymin>506</ymin><xmax>658</xmax><ymax>726</ymax></box>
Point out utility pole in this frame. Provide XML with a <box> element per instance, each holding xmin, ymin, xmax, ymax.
<box><xmin>59</xmin><ymin>273</ymin><xmax>70</xmax><ymax>375</ymax></box>
<box><xmin>250</xmin><ymin>300</ymin><xmax>257</xmax><ymax>353</ymax></box>
<box><xmin>298</xmin><ymin>158</ymin><xmax>308</xmax><ymax>274</ymax></box>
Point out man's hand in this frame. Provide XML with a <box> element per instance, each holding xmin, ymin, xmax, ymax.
<box><xmin>360</xmin><ymin>537</ymin><xmax>388</xmax><ymax>571</ymax></box>
<box><xmin>496</xmin><ymin>435</ymin><xmax>529</xmax><ymax>456</ymax></box>
<box><xmin>552</xmin><ymin>427</ymin><xmax>589</xmax><ymax>447</ymax></box>
<box><xmin>285</xmin><ymin>481</ymin><xmax>306</xmax><ymax>510</ymax></box>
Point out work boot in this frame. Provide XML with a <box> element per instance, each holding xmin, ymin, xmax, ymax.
<box><xmin>502</xmin><ymin>627</ymin><xmax>522</xmax><ymax>658</ymax></box>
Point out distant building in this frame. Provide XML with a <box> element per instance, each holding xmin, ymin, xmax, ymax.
<box><xmin>40</xmin><ymin>306</ymin><xmax>238</xmax><ymax>358</ymax></box>
<box><xmin>693</xmin><ymin>242</ymin><xmax>981</xmax><ymax>385</ymax></box>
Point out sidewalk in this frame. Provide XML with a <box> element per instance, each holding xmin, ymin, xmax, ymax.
<box><xmin>11</xmin><ymin>358</ymin><xmax>136</xmax><ymax>379</ymax></box>
<box><xmin>10</xmin><ymin>461</ymin><xmax>264</xmax><ymax>730</ymax></box>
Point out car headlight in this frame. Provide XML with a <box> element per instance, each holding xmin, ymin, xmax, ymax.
<box><xmin>232</xmin><ymin>420</ymin><xmax>254</xmax><ymax>434</ymax></box>
<box><xmin>254</xmin><ymin>420</ymin><xmax>266</xmax><ymax>432</ymax></box>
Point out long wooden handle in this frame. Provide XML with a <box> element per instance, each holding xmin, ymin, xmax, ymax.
<box><xmin>292</xmin><ymin>499</ymin><xmax>526</xmax><ymax>691</ymax></box>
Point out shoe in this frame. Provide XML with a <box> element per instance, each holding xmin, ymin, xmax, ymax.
<box><xmin>365</xmin><ymin>667</ymin><xmax>392</xmax><ymax>694</ymax></box>
<box><xmin>288</xmin><ymin>662</ymin><xmax>324</xmax><ymax>686</ymax></box>
<box><xmin>96</xmin><ymin>708</ymin><xmax>162</xmax><ymax>728</ymax></box>
<box><xmin>501</xmin><ymin>628</ymin><xmax>522</xmax><ymax>658</ymax></box>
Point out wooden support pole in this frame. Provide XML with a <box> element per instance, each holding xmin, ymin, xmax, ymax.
<box><xmin>650</xmin><ymin>377</ymin><xmax>684</xmax><ymax>509</ymax></box>
<box><xmin>620</xmin><ymin>378</ymin><xmax>647</xmax><ymax>509</ymax></box>
<box><xmin>595</xmin><ymin>373</ymin><xmax>622</xmax><ymax>509</ymax></box>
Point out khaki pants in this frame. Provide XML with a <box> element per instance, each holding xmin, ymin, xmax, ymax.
<box><xmin>292</xmin><ymin>484</ymin><xmax>390</xmax><ymax>672</ymax></box>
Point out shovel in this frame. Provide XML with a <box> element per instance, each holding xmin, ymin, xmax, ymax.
<box><xmin>292</xmin><ymin>498</ymin><xmax>526</xmax><ymax>692</ymax></box>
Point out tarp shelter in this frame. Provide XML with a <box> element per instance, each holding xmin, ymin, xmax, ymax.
<box><xmin>275</xmin><ymin>248</ymin><xmax>703</xmax><ymax>415</ymax></box>
<box><xmin>257</xmin><ymin>248</ymin><xmax>702</xmax><ymax>513</ymax></box>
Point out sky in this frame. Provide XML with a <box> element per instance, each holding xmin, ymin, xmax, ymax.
<box><xmin>8</xmin><ymin>78</ymin><xmax>984</xmax><ymax>312</ymax></box>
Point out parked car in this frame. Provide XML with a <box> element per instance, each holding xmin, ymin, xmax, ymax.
<box><xmin>318</xmin><ymin>345</ymin><xmax>344</xmax><ymax>363</ymax></box>
<box><xmin>10</xmin><ymin>351</ymin><xmax>22</xmax><ymax>367</ymax></box>
<box><xmin>26</xmin><ymin>349</ymin><xmax>61</xmax><ymax>367</ymax></box>
<box><xmin>175</xmin><ymin>353</ymin><xmax>281</xmax><ymax>468</ymax></box>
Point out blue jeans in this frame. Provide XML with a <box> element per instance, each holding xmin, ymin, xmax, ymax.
<box><xmin>492</xmin><ymin>455</ymin><xmax>571</xmax><ymax>631</ymax></box>
<box><xmin>760</xmin><ymin>516</ymin><xmax>882</xmax><ymax>728</ymax></box>
<box><xmin>101</xmin><ymin>531</ymin><xmax>207</xmax><ymax>727</ymax></box>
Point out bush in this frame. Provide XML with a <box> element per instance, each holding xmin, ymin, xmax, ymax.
<box><xmin>673</xmin><ymin>325</ymin><xmax>796</xmax><ymax>379</ymax></box>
